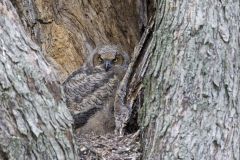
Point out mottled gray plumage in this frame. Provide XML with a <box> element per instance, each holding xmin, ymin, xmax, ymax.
<box><xmin>63</xmin><ymin>45</ymin><xmax>129</xmax><ymax>135</ymax></box>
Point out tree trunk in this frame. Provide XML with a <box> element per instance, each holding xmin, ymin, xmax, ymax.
<box><xmin>0</xmin><ymin>1</ymin><xmax>75</xmax><ymax>159</ymax></box>
<box><xmin>140</xmin><ymin>0</ymin><xmax>240</xmax><ymax>159</ymax></box>
<box><xmin>3</xmin><ymin>0</ymin><xmax>239</xmax><ymax>159</ymax></box>
<box><xmin>11</xmin><ymin>0</ymin><xmax>145</xmax><ymax>81</ymax></box>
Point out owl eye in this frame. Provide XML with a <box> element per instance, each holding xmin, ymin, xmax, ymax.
<box><xmin>113</xmin><ymin>57</ymin><xmax>118</xmax><ymax>63</ymax></box>
<box><xmin>98</xmin><ymin>57</ymin><xmax>103</xmax><ymax>63</ymax></box>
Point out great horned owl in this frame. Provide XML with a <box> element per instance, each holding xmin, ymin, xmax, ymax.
<box><xmin>63</xmin><ymin>45</ymin><xmax>129</xmax><ymax>135</ymax></box>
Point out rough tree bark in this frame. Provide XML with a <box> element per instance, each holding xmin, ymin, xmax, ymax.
<box><xmin>140</xmin><ymin>0</ymin><xmax>240</xmax><ymax>159</ymax></box>
<box><xmin>10</xmin><ymin>0</ymin><xmax>146</xmax><ymax>81</ymax></box>
<box><xmin>3</xmin><ymin>0</ymin><xmax>238</xmax><ymax>159</ymax></box>
<box><xmin>1</xmin><ymin>0</ymin><xmax>149</xmax><ymax>159</ymax></box>
<box><xmin>0</xmin><ymin>1</ymin><xmax>75</xmax><ymax>159</ymax></box>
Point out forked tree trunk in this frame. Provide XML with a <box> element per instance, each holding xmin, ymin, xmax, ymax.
<box><xmin>140</xmin><ymin>0</ymin><xmax>240</xmax><ymax>159</ymax></box>
<box><xmin>2</xmin><ymin>0</ymin><xmax>240</xmax><ymax>159</ymax></box>
<box><xmin>0</xmin><ymin>1</ymin><xmax>75</xmax><ymax>159</ymax></box>
<box><xmin>1</xmin><ymin>0</ymin><xmax>146</xmax><ymax>159</ymax></box>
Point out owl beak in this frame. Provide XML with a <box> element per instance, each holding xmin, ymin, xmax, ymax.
<box><xmin>104</xmin><ymin>60</ymin><xmax>112</xmax><ymax>71</ymax></box>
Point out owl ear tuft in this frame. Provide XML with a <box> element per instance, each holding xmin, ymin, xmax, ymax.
<box><xmin>84</xmin><ymin>38</ymin><xmax>97</xmax><ymax>67</ymax></box>
<box><xmin>85</xmin><ymin>38</ymin><xmax>96</xmax><ymax>56</ymax></box>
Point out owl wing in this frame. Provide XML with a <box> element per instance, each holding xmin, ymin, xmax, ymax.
<box><xmin>63</xmin><ymin>67</ymin><xmax>119</xmax><ymax>128</ymax></box>
<box><xmin>63</xmin><ymin>67</ymin><xmax>118</xmax><ymax>113</ymax></box>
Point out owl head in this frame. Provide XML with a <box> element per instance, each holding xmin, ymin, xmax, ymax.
<box><xmin>87</xmin><ymin>45</ymin><xmax>130</xmax><ymax>71</ymax></box>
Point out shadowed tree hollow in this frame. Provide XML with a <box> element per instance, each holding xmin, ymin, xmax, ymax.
<box><xmin>1</xmin><ymin>0</ymin><xmax>240</xmax><ymax>159</ymax></box>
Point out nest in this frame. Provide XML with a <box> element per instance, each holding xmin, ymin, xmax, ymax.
<box><xmin>76</xmin><ymin>131</ymin><xmax>141</xmax><ymax>160</ymax></box>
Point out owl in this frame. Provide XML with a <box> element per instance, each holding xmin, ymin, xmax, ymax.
<box><xmin>63</xmin><ymin>45</ymin><xmax>130</xmax><ymax>135</ymax></box>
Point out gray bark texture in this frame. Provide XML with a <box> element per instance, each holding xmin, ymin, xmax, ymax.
<box><xmin>0</xmin><ymin>0</ymin><xmax>75</xmax><ymax>159</ymax></box>
<box><xmin>140</xmin><ymin>0</ymin><xmax>240</xmax><ymax>159</ymax></box>
<box><xmin>2</xmin><ymin>0</ymin><xmax>239</xmax><ymax>159</ymax></box>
